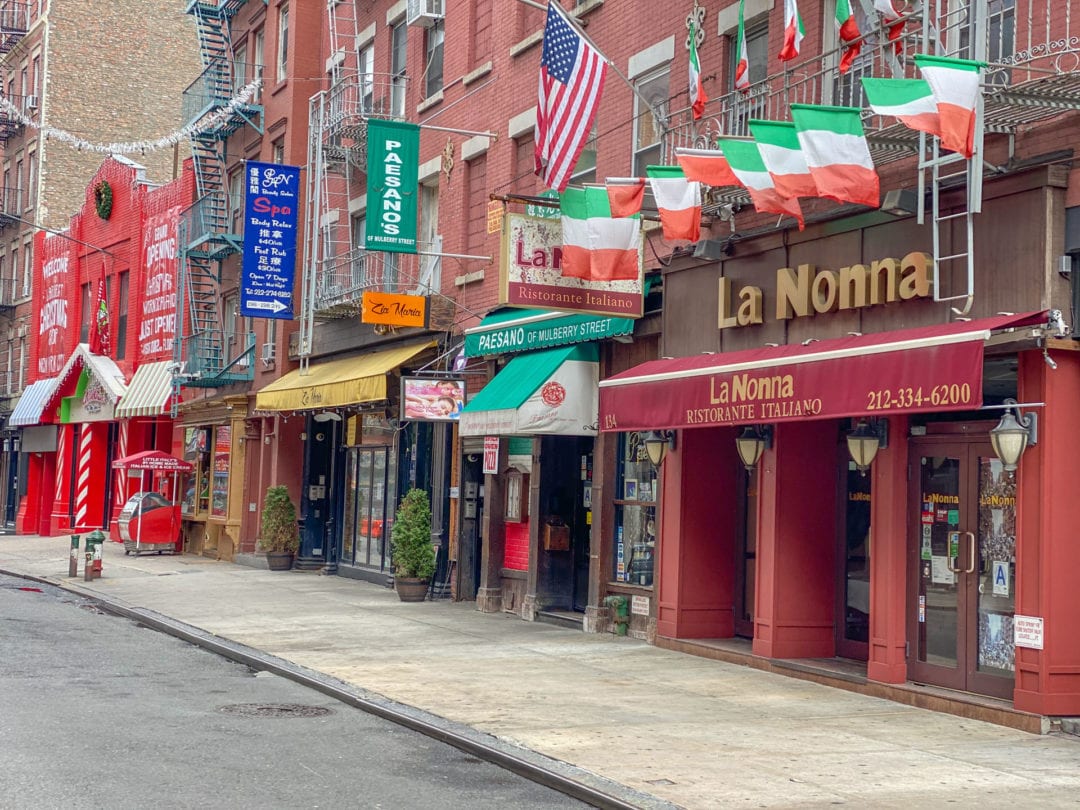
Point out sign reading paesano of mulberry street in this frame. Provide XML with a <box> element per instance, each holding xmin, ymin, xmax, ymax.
<box><xmin>365</xmin><ymin>119</ymin><xmax>419</xmax><ymax>254</ymax></box>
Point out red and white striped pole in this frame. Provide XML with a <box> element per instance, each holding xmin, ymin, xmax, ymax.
<box><xmin>73</xmin><ymin>425</ymin><xmax>97</xmax><ymax>580</ymax></box>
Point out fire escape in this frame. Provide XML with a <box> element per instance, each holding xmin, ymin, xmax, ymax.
<box><xmin>0</xmin><ymin>2</ymin><xmax>30</xmax><ymax>231</ymax></box>
<box><xmin>666</xmin><ymin>0</ymin><xmax>1080</xmax><ymax>316</ymax></box>
<box><xmin>298</xmin><ymin>2</ymin><xmax>425</xmax><ymax>369</ymax></box>
<box><xmin>175</xmin><ymin>0</ymin><xmax>261</xmax><ymax>388</ymax></box>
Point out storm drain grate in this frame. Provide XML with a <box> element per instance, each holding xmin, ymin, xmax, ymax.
<box><xmin>217</xmin><ymin>703</ymin><xmax>333</xmax><ymax>718</ymax></box>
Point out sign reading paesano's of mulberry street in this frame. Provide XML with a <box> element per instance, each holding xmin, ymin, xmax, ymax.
<box><xmin>365</xmin><ymin>119</ymin><xmax>419</xmax><ymax>254</ymax></box>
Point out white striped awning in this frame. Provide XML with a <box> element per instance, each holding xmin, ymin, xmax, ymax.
<box><xmin>115</xmin><ymin>361</ymin><xmax>174</xmax><ymax>419</ymax></box>
<box><xmin>9</xmin><ymin>378</ymin><xmax>59</xmax><ymax>427</ymax></box>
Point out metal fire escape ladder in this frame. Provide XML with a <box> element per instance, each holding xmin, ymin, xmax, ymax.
<box><xmin>299</xmin><ymin>0</ymin><xmax>361</xmax><ymax>372</ymax></box>
<box><xmin>917</xmin><ymin>0</ymin><xmax>989</xmax><ymax>318</ymax></box>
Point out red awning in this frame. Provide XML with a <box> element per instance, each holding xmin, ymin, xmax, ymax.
<box><xmin>599</xmin><ymin>312</ymin><xmax>1047</xmax><ymax>432</ymax></box>
<box><xmin>112</xmin><ymin>450</ymin><xmax>193</xmax><ymax>472</ymax></box>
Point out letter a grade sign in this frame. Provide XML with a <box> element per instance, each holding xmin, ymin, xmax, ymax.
<box><xmin>241</xmin><ymin>161</ymin><xmax>301</xmax><ymax>319</ymax></box>
<box><xmin>365</xmin><ymin>119</ymin><xmax>419</xmax><ymax>254</ymax></box>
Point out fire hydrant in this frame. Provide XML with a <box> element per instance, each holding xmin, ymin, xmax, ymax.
<box><xmin>85</xmin><ymin>530</ymin><xmax>106</xmax><ymax>581</ymax></box>
<box><xmin>603</xmin><ymin>594</ymin><xmax>630</xmax><ymax>636</ymax></box>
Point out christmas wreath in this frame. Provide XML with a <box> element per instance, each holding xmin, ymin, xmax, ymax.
<box><xmin>93</xmin><ymin>180</ymin><xmax>113</xmax><ymax>220</ymax></box>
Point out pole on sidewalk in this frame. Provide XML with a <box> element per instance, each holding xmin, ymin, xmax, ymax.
<box><xmin>69</xmin><ymin>535</ymin><xmax>80</xmax><ymax>578</ymax></box>
<box><xmin>83</xmin><ymin>541</ymin><xmax>93</xmax><ymax>582</ymax></box>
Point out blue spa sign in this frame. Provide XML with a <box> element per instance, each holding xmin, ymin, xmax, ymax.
<box><xmin>241</xmin><ymin>161</ymin><xmax>301</xmax><ymax>319</ymax></box>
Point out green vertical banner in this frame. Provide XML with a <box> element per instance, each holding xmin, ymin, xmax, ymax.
<box><xmin>365</xmin><ymin>119</ymin><xmax>420</xmax><ymax>254</ymax></box>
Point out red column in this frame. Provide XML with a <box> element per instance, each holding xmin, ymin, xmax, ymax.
<box><xmin>49</xmin><ymin>424</ymin><xmax>75</xmax><ymax>534</ymax></box>
<box><xmin>655</xmin><ymin>427</ymin><xmax>738</xmax><ymax>639</ymax></box>
<box><xmin>866</xmin><ymin>414</ymin><xmax>909</xmax><ymax>684</ymax></box>
<box><xmin>753</xmin><ymin>420</ymin><xmax>837</xmax><ymax>659</ymax></box>
<box><xmin>1014</xmin><ymin>349</ymin><xmax>1080</xmax><ymax>715</ymax></box>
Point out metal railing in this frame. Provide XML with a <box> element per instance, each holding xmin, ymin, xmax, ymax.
<box><xmin>311</xmin><ymin>243</ymin><xmax>441</xmax><ymax>315</ymax></box>
<box><xmin>0</xmin><ymin>2</ymin><xmax>30</xmax><ymax>53</ymax></box>
<box><xmin>321</xmin><ymin>72</ymin><xmax>411</xmax><ymax>139</ymax></box>
<box><xmin>181</xmin><ymin>59</ymin><xmax>263</xmax><ymax>129</ymax></box>
<box><xmin>178</xmin><ymin>329</ymin><xmax>255</xmax><ymax>385</ymax></box>
<box><xmin>664</xmin><ymin>0</ymin><xmax>1080</xmax><ymax>168</ymax></box>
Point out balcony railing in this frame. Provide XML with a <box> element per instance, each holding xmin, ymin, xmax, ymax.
<box><xmin>317</xmin><ymin>72</ymin><xmax>411</xmax><ymax>160</ymax></box>
<box><xmin>178</xmin><ymin>329</ymin><xmax>255</xmax><ymax>387</ymax></box>
<box><xmin>0</xmin><ymin>185</ymin><xmax>20</xmax><ymax>225</ymax></box>
<box><xmin>0</xmin><ymin>2</ymin><xmax>30</xmax><ymax>54</ymax></box>
<box><xmin>311</xmin><ymin>243</ymin><xmax>441</xmax><ymax>316</ymax></box>
<box><xmin>181</xmin><ymin>59</ymin><xmax>263</xmax><ymax>133</ymax></box>
<box><xmin>664</xmin><ymin>0</ymin><xmax>1080</xmax><ymax>174</ymax></box>
<box><xmin>183</xmin><ymin>192</ymin><xmax>243</xmax><ymax>255</ymax></box>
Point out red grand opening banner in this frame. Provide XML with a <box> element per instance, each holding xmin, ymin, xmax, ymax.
<box><xmin>32</xmin><ymin>231</ymin><xmax>77</xmax><ymax>380</ymax></box>
<box><xmin>139</xmin><ymin>205</ymin><xmax>181</xmax><ymax>362</ymax></box>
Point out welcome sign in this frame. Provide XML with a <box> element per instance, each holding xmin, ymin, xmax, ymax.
<box><xmin>366</xmin><ymin>120</ymin><xmax>419</xmax><ymax>254</ymax></box>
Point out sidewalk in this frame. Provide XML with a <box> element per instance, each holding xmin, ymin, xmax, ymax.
<box><xmin>4</xmin><ymin>533</ymin><xmax>1079</xmax><ymax>809</ymax></box>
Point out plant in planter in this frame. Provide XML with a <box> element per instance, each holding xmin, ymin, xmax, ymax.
<box><xmin>390</xmin><ymin>488</ymin><xmax>436</xmax><ymax>602</ymax></box>
<box><xmin>258</xmin><ymin>485</ymin><xmax>300</xmax><ymax>571</ymax></box>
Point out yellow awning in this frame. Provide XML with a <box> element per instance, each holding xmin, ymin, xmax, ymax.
<box><xmin>254</xmin><ymin>341</ymin><xmax>435</xmax><ymax>412</ymax></box>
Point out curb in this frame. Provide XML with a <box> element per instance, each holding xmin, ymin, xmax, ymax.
<box><xmin>1</xmin><ymin>566</ymin><xmax>680</xmax><ymax>810</ymax></box>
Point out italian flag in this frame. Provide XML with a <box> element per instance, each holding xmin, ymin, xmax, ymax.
<box><xmin>748</xmin><ymin>119</ymin><xmax>817</xmax><ymax>198</ymax></box>
<box><xmin>560</xmin><ymin>186</ymin><xmax>640</xmax><ymax>282</ymax></box>
<box><xmin>719</xmin><ymin>138</ymin><xmax>804</xmax><ymax>230</ymax></box>
<box><xmin>689</xmin><ymin>17</ymin><xmax>707</xmax><ymax>119</ymax></box>
<box><xmin>778</xmin><ymin>0</ymin><xmax>804</xmax><ymax>62</ymax></box>
<box><xmin>914</xmin><ymin>54</ymin><xmax>983</xmax><ymax>159</ymax></box>
<box><xmin>874</xmin><ymin>0</ymin><xmax>905</xmax><ymax>52</ymax></box>
<box><xmin>861</xmin><ymin>77</ymin><xmax>940</xmax><ymax>137</ymax></box>
<box><xmin>734</xmin><ymin>0</ymin><xmax>750</xmax><ymax>90</ymax></box>
<box><xmin>675</xmin><ymin>147</ymin><xmax>740</xmax><ymax>187</ymax></box>
<box><xmin>605</xmin><ymin>178</ymin><xmax>645</xmax><ymax>218</ymax></box>
<box><xmin>647</xmin><ymin>165</ymin><xmax>701</xmax><ymax>244</ymax></box>
<box><xmin>790</xmin><ymin>104</ymin><xmax>880</xmax><ymax>209</ymax></box>
<box><xmin>835</xmin><ymin>0</ymin><xmax>862</xmax><ymax>73</ymax></box>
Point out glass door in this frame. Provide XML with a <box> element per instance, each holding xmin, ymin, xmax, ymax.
<box><xmin>908</xmin><ymin>439</ymin><xmax>1016</xmax><ymax>699</ymax></box>
<box><xmin>733</xmin><ymin>464</ymin><xmax>757</xmax><ymax>638</ymax></box>
<box><xmin>837</xmin><ymin>458</ymin><xmax>871</xmax><ymax>660</ymax></box>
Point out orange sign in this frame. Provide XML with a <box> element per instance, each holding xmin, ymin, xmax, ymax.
<box><xmin>361</xmin><ymin>291</ymin><xmax>427</xmax><ymax>328</ymax></box>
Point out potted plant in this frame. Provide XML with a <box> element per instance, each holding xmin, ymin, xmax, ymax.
<box><xmin>390</xmin><ymin>488</ymin><xmax>436</xmax><ymax>601</ymax></box>
<box><xmin>258</xmin><ymin>485</ymin><xmax>300</xmax><ymax>571</ymax></box>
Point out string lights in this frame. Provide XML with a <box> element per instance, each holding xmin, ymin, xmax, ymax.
<box><xmin>0</xmin><ymin>79</ymin><xmax>263</xmax><ymax>155</ymax></box>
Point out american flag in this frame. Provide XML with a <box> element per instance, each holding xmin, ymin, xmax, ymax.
<box><xmin>534</xmin><ymin>1</ymin><xmax>607</xmax><ymax>193</ymax></box>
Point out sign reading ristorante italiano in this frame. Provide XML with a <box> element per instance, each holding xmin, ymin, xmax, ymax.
<box><xmin>719</xmin><ymin>252</ymin><xmax>934</xmax><ymax>329</ymax></box>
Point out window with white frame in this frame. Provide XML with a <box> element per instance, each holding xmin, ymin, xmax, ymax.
<box><xmin>726</xmin><ymin>18</ymin><xmax>768</xmax><ymax>136</ymax></box>
<box><xmin>115</xmin><ymin>272</ymin><xmax>129</xmax><ymax>360</ymax></box>
<box><xmin>390</xmin><ymin>21</ymin><xmax>407</xmax><ymax>117</ymax></box>
<box><xmin>233</xmin><ymin>43</ymin><xmax>248</xmax><ymax>93</ymax></box>
<box><xmin>229</xmin><ymin>169</ymin><xmax>244</xmax><ymax>233</ymax></box>
<box><xmin>26</xmin><ymin>150</ymin><xmax>35</xmax><ymax>209</ymax></box>
<box><xmin>20</xmin><ymin>242</ymin><xmax>29</xmax><ymax>299</ymax></box>
<box><xmin>358</xmin><ymin>45</ymin><xmax>374</xmax><ymax>113</ymax></box>
<box><xmin>824</xmin><ymin>0</ymin><xmax>875</xmax><ymax>108</ymax></box>
<box><xmin>4</xmin><ymin>340</ymin><xmax>11</xmax><ymax>395</ymax></box>
<box><xmin>253</xmin><ymin>28</ymin><xmax>265</xmax><ymax>101</ymax></box>
<box><xmin>351</xmin><ymin>214</ymin><xmax>367</xmax><ymax>290</ymax></box>
<box><xmin>570</xmin><ymin>122</ymin><xmax>597</xmax><ymax>186</ymax></box>
<box><xmin>632</xmin><ymin>69</ymin><xmax>669</xmax><ymax>177</ymax></box>
<box><xmin>424</xmin><ymin>21</ymin><xmax>444</xmax><ymax>99</ymax></box>
<box><xmin>272</xmin><ymin>138</ymin><xmax>285</xmax><ymax>165</ymax></box>
<box><xmin>276</xmin><ymin>3</ymin><xmax>289</xmax><ymax>83</ymax></box>
<box><xmin>17</xmin><ymin>335</ymin><xmax>24</xmax><ymax>391</ymax></box>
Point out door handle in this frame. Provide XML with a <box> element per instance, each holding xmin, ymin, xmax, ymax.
<box><xmin>964</xmin><ymin>531</ymin><xmax>977</xmax><ymax>574</ymax></box>
<box><xmin>947</xmin><ymin>531</ymin><xmax>962</xmax><ymax>573</ymax></box>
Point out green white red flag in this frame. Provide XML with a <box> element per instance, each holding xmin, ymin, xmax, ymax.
<box><xmin>605</xmin><ymin>178</ymin><xmax>645</xmax><ymax>218</ymax></box>
<box><xmin>861</xmin><ymin>77</ymin><xmax>940</xmax><ymax>137</ymax></box>
<box><xmin>560</xmin><ymin>186</ymin><xmax>640</xmax><ymax>282</ymax></box>
<box><xmin>734</xmin><ymin>0</ymin><xmax>750</xmax><ymax>90</ymax></box>
<box><xmin>718</xmin><ymin>138</ymin><xmax>804</xmax><ymax>230</ymax></box>
<box><xmin>688</xmin><ymin>16</ymin><xmax>707</xmax><ymax>119</ymax></box>
<box><xmin>914</xmin><ymin>54</ymin><xmax>983</xmax><ymax>158</ymax></box>
<box><xmin>835</xmin><ymin>0</ymin><xmax>862</xmax><ymax>73</ymax></box>
<box><xmin>747</xmin><ymin>119</ymin><xmax>816</xmax><ymax>198</ymax></box>
<box><xmin>675</xmin><ymin>148</ymin><xmax>740</xmax><ymax>188</ymax></box>
<box><xmin>874</xmin><ymin>0</ymin><xmax>905</xmax><ymax>52</ymax></box>
<box><xmin>778</xmin><ymin>0</ymin><xmax>804</xmax><ymax>62</ymax></box>
<box><xmin>790</xmin><ymin>104</ymin><xmax>880</xmax><ymax>209</ymax></box>
<box><xmin>646</xmin><ymin>165</ymin><xmax>701</xmax><ymax>244</ymax></box>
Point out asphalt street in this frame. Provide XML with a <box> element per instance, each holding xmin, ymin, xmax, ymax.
<box><xmin>0</xmin><ymin>573</ymin><xmax>585</xmax><ymax>810</ymax></box>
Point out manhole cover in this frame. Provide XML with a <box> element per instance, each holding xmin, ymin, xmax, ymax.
<box><xmin>217</xmin><ymin>703</ymin><xmax>332</xmax><ymax>718</ymax></box>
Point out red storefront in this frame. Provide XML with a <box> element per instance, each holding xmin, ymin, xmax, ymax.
<box><xmin>598</xmin><ymin>168</ymin><xmax>1080</xmax><ymax>719</ymax></box>
<box><xmin>17</xmin><ymin>157</ymin><xmax>193</xmax><ymax>537</ymax></box>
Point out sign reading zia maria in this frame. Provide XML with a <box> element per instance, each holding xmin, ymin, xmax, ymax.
<box><xmin>241</xmin><ymin>161</ymin><xmax>301</xmax><ymax>320</ymax></box>
<box><xmin>365</xmin><ymin>119</ymin><xmax>419</xmax><ymax>254</ymax></box>
<box><xmin>500</xmin><ymin>212</ymin><xmax>644</xmax><ymax>319</ymax></box>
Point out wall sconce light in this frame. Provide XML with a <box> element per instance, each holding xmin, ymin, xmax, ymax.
<box><xmin>881</xmin><ymin>188</ymin><xmax>918</xmax><ymax>217</ymax></box>
<box><xmin>990</xmin><ymin>398</ymin><xmax>1037</xmax><ymax>472</ymax></box>
<box><xmin>299</xmin><ymin>432</ymin><xmax>308</xmax><ymax>441</ymax></box>
<box><xmin>264</xmin><ymin>434</ymin><xmax>275</xmax><ymax>445</ymax></box>
<box><xmin>643</xmin><ymin>430</ymin><xmax>676</xmax><ymax>467</ymax></box>
<box><xmin>846</xmin><ymin>418</ymin><xmax>888</xmax><ymax>475</ymax></box>
<box><xmin>735</xmin><ymin>425</ymin><xmax>772</xmax><ymax>471</ymax></box>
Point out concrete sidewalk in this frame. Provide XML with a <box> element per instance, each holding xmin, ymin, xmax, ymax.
<box><xmin>4</xmin><ymin>534</ymin><xmax>1079</xmax><ymax>809</ymax></box>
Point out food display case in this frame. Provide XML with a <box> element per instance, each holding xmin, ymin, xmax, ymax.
<box><xmin>112</xmin><ymin>451</ymin><xmax>192</xmax><ymax>556</ymax></box>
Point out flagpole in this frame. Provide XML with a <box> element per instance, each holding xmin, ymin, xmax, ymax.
<box><xmin>515</xmin><ymin>0</ymin><xmax>668</xmax><ymax>131</ymax></box>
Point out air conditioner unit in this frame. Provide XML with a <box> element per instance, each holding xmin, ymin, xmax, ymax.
<box><xmin>406</xmin><ymin>0</ymin><xmax>444</xmax><ymax>28</ymax></box>
<box><xmin>23</xmin><ymin>95</ymin><xmax>37</xmax><ymax>112</ymax></box>
<box><xmin>260</xmin><ymin>342</ymin><xmax>276</xmax><ymax>366</ymax></box>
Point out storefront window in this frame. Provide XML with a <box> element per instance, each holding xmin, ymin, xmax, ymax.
<box><xmin>613</xmin><ymin>432</ymin><xmax>658</xmax><ymax>586</ymax></box>
<box><xmin>181</xmin><ymin>427</ymin><xmax>212</xmax><ymax>517</ymax></box>
<box><xmin>340</xmin><ymin>413</ymin><xmax>397</xmax><ymax>569</ymax></box>
<box><xmin>211</xmin><ymin>425</ymin><xmax>231</xmax><ymax>518</ymax></box>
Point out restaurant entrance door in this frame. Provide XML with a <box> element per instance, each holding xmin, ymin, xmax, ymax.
<box><xmin>908</xmin><ymin>435</ymin><xmax>1017</xmax><ymax>700</ymax></box>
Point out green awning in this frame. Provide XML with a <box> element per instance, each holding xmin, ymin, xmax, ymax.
<box><xmin>460</xmin><ymin>343</ymin><xmax>599</xmax><ymax>436</ymax></box>
<box><xmin>464</xmin><ymin>308</ymin><xmax>633</xmax><ymax>357</ymax></box>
